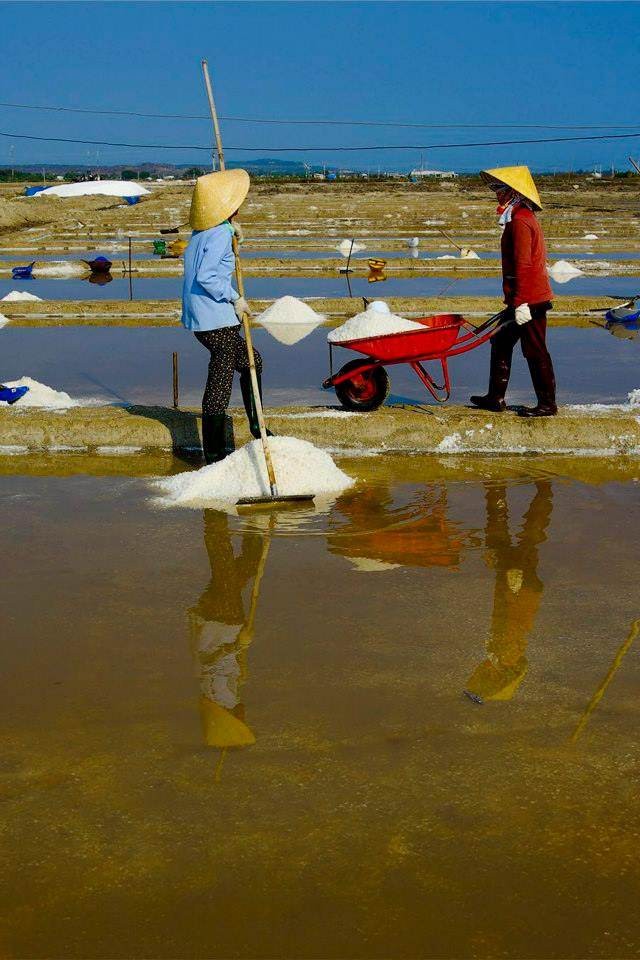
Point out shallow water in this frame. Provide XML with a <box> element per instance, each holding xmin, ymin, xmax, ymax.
<box><xmin>1</xmin><ymin>274</ymin><xmax>638</xmax><ymax>302</ymax></box>
<box><xmin>1</xmin><ymin>325</ymin><xmax>638</xmax><ymax>409</ymax></box>
<box><xmin>1</xmin><ymin>455</ymin><xmax>640</xmax><ymax>959</ymax></box>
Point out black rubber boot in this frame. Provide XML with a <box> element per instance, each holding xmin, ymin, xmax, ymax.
<box><xmin>518</xmin><ymin>359</ymin><xmax>558</xmax><ymax>418</ymax></box>
<box><xmin>201</xmin><ymin>414</ymin><xmax>234</xmax><ymax>464</ymax></box>
<box><xmin>240</xmin><ymin>370</ymin><xmax>273</xmax><ymax>439</ymax></box>
<box><xmin>470</xmin><ymin>344</ymin><xmax>511</xmax><ymax>412</ymax></box>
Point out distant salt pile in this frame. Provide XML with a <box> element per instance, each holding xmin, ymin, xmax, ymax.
<box><xmin>153</xmin><ymin>437</ymin><xmax>354</xmax><ymax>508</ymax></box>
<box><xmin>407</xmin><ymin>237</ymin><xmax>420</xmax><ymax>248</ymax></box>
<box><xmin>0</xmin><ymin>312</ymin><xmax>10</xmax><ymax>328</ymax></box>
<box><xmin>1</xmin><ymin>377</ymin><xmax>79</xmax><ymax>409</ymax></box>
<box><xmin>1</xmin><ymin>290</ymin><xmax>43</xmax><ymax>302</ymax></box>
<box><xmin>548</xmin><ymin>260</ymin><xmax>584</xmax><ymax>283</ymax></box>
<box><xmin>328</xmin><ymin>301</ymin><xmax>424</xmax><ymax>343</ymax></box>
<box><xmin>336</xmin><ymin>239</ymin><xmax>365</xmax><ymax>257</ymax></box>
<box><xmin>583</xmin><ymin>233</ymin><xmax>599</xmax><ymax>240</ymax></box>
<box><xmin>256</xmin><ymin>295</ymin><xmax>326</xmax><ymax>345</ymax></box>
<box><xmin>35</xmin><ymin>261</ymin><xmax>85</xmax><ymax>278</ymax></box>
<box><xmin>460</xmin><ymin>248</ymin><xmax>480</xmax><ymax>259</ymax></box>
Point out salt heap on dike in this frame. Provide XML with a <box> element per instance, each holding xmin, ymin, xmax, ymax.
<box><xmin>548</xmin><ymin>259</ymin><xmax>584</xmax><ymax>283</ymax></box>
<box><xmin>154</xmin><ymin>437</ymin><xmax>354</xmax><ymax>509</ymax></box>
<box><xmin>1</xmin><ymin>377</ymin><xmax>79</xmax><ymax>409</ymax></box>
<box><xmin>328</xmin><ymin>301</ymin><xmax>424</xmax><ymax>343</ymax></box>
<box><xmin>1</xmin><ymin>291</ymin><xmax>43</xmax><ymax>302</ymax></box>
<box><xmin>256</xmin><ymin>296</ymin><xmax>326</xmax><ymax>345</ymax></box>
<box><xmin>336</xmin><ymin>239</ymin><xmax>365</xmax><ymax>257</ymax></box>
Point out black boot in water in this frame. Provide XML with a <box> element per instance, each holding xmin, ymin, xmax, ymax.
<box><xmin>201</xmin><ymin>414</ymin><xmax>234</xmax><ymax>464</ymax></box>
<box><xmin>240</xmin><ymin>370</ymin><xmax>273</xmax><ymax>439</ymax></box>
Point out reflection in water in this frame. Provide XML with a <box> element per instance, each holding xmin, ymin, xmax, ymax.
<box><xmin>467</xmin><ymin>481</ymin><xmax>552</xmax><ymax>701</ymax></box>
<box><xmin>188</xmin><ymin>511</ymin><xmax>270</xmax><ymax>756</ymax></box>
<box><xmin>328</xmin><ymin>483</ymin><xmax>473</xmax><ymax>571</ymax></box>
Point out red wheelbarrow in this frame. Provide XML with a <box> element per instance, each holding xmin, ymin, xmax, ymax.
<box><xmin>322</xmin><ymin>310</ymin><xmax>509</xmax><ymax>410</ymax></box>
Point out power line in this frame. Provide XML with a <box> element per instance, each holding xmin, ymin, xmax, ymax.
<box><xmin>0</xmin><ymin>100</ymin><xmax>639</xmax><ymax>132</ymax></box>
<box><xmin>3</xmin><ymin>129</ymin><xmax>640</xmax><ymax>153</ymax></box>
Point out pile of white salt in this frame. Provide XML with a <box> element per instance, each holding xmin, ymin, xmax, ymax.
<box><xmin>548</xmin><ymin>259</ymin><xmax>584</xmax><ymax>283</ymax></box>
<box><xmin>328</xmin><ymin>301</ymin><xmax>424</xmax><ymax>343</ymax></box>
<box><xmin>153</xmin><ymin>436</ymin><xmax>354</xmax><ymax>508</ymax></box>
<box><xmin>0</xmin><ymin>377</ymin><xmax>79</xmax><ymax>409</ymax></box>
<box><xmin>256</xmin><ymin>296</ymin><xmax>326</xmax><ymax>345</ymax></box>
<box><xmin>336</xmin><ymin>239</ymin><xmax>365</xmax><ymax>257</ymax></box>
<box><xmin>1</xmin><ymin>291</ymin><xmax>43</xmax><ymax>302</ymax></box>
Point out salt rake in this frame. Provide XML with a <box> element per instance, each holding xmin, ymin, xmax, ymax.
<box><xmin>201</xmin><ymin>59</ymin><xmax>315</xmax><ymax>508</ymax></box>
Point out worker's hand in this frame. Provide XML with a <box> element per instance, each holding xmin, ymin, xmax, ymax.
<box><xmin>515</xmin><ymin>303</ymin><xmax>532</xmax><ymax>325</ymax></box>
<box><xmin>233</xmin><ymin>295</ymin><xmax>252</xmax><ymax>319</ymax></box>
<box><xmin>232</xmin><ymin>221</ymin><xmax>245</xmax><ymax>244</ymax></box>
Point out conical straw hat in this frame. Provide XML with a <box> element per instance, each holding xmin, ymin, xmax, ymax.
<box><xmin>189</xmin><ymin>169</ymin><xmax>250</xmax><ymax>230</ymax></box>
<box><xmin>480</xmin><ymin>165</ymin><xmax>542</xmax><ymax>210</ymax></box>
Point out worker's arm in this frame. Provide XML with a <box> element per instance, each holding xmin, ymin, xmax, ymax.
<box><xmin>510</xmin><ymin>218</ymin><xmax>534</xmax><ymax>309</ymax></box>
<box><xmin>195</xmin><ymin>230</ymin><xmax>239</xmax><ymax>303</ymax></box>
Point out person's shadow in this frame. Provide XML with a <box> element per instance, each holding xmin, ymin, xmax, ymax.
<box><xmin>124</xmin><ymin>404</ymin><xmax>205</xmax><ymax>462</ymax></box>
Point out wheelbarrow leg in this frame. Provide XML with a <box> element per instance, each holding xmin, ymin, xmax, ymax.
<box><xmin>410</xmin><ymin>359</ymin><xmax>451</xmax><ymax>403</ymax></box>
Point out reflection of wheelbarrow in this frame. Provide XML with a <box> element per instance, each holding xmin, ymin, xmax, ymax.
<box><xmin>323</xmin><ymin>309</ymin><xmax>509</xmax><ymax>410</ymax></box>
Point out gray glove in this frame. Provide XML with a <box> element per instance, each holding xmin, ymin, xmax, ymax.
<box><xmin>233</xmin><ymin>296</ymin><xmax>252</xmax><ymax>319</ymax></box>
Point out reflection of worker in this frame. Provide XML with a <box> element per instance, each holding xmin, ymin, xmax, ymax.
<box><xmin>181</xmin><ymin>169</ymin><xmax>266</xmax><ymax>464</ymax></box>
<box><xmin>188</xmin><ymin>511</ymin><xmax>264</xmax><ymax>748</ymax></box>
<box><xmin>471</xmin><ymin>166</ymin><xmax>556</xmax><ymax>418</ymax></box>
<box><xmin>466</xmin><ymin>481</ymin><xmax>552</xmax><ymax>700</ymax></box>
<box><xmin>328</xmin><ymin>483</ymin><xmax>471</xmax><ymax>570</ymax></box>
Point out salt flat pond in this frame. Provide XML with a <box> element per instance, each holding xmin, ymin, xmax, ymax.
<box><xmin>1</xmin><ymin>454</ymin><xmax>640</xmax><ymax>959</ymax></box>
<box><xmin>2</xmin><ymin>274</ymin><xmax>639</xmax><ymax>302</ymax></box>
<box><xmin>2</xmin><ymin>325</ymin><xmax>638</xmax><ymax>409</ymax></box>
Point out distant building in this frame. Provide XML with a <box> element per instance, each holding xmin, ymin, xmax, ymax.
<box><xmin>409</xmin><ymin>168</ymin><xmax>457</xmax><ymax>179</ymax></box>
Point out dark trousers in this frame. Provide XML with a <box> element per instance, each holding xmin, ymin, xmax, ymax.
<box><xmin>195</xmin><ymin>326</ymin><xmax>263</xmax><ymax>415</ymax></box>
<box><xmin>488</xmin><ymin>304</ymin><xmax>556</xmax><ymax>408</ymax></box>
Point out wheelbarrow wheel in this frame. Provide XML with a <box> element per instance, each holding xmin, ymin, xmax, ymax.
<box><xmin>334</xmin><ymin>360</ymin><xmax>390</xmax><ymax>412</ymax></box>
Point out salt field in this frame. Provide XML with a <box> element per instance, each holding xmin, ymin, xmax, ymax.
<box><xmin>2</xmin><ymin>163</ymin><xmax>640</xmax><ymax>960</ymax></box>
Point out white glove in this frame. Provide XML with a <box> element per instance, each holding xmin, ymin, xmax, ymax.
<box><xmin>233</xmin><ymin>296</ymin><xmax>252</xmax><ymax>319</ymax></box>
<box><xmin>515</xmin><ymin>303</ymin><xmax>532</xmax><ymax>325</ymax></box>
<box><xmin>232</xmin><ymin>221</ymin><xmax>245</xmax><ymax>244</ymax></box>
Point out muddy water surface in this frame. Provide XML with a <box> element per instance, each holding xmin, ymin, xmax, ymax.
<box><xmin>1</xmin><ymin>455</ymin><xmax>640</xmax><ymax>958</ymax></box>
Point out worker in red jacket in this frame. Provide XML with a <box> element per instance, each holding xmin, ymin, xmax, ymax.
<box><xmin>471</xmin><ymin>166</ymin><xmax>557</xmax><ymax>417</ymax></box>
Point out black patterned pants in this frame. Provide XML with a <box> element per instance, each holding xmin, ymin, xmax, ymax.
<box><xmin>195</xmin><ymin>325</ymin><xmax>263</xmax><ymax>415</ymax></box>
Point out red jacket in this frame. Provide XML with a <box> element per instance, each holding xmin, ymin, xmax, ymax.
<box><xmin>501</xmin><ymin>206</ymin><xmax>553</xmax><ymax>307</ymax></box>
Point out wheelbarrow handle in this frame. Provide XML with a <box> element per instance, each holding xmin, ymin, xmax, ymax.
<box><xmin>472</xmin><ymin>308</ymin><xmax>511</xmax><ymax>336</ymax></box>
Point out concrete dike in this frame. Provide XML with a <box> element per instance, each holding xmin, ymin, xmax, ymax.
<box><xmin>1</xmin><ymin>402</ymin><xmax>639</xmax><ymax>457</ymax></box>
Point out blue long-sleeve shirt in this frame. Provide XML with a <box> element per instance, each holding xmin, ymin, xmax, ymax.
<box><xmin>181</xmin><ymin>223</ymin><xmax>240</xmax><ymax>332</ymax></box>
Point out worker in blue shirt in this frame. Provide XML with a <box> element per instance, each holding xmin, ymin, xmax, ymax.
<box><xmin>182</xmin><ymin>169</ymin><xmax>266</xmax><ymax>464</ymax></box>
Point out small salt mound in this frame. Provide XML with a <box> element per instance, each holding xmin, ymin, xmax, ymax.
<box><xmin>35</xmin><ymin>261</ymin><xmax>85</xmax><ymax>277</ymax></box>
<box><xmin>257</xmin><ymin>295</ymin><xmax>325</xmax><ymax>326</ymax></box>
<box><xmin>460</xmin><ymin>248</ymin><xmax>480</xmax><ymax>259</ymax></box>
<box><xmin>153</xmin><ymin>436</ymin><xmax>354</xmax><ymax>508</ymax></box>
<box><xmin>0</xmin><ymin>312</ymin><xmax>10</xmax><ymax>329</ymax></box>
<box><xmin>628</xmin><ymin>389</ymin><xmax>640</xmax><ymax>407</ymax></box>
<box><xmin>328</xmin><ymin>302</ymin><xmax>424</xmax><ymax>343</ymax></box>
<box><xmin>436</xmin><ymin>254</ymin><xmax>457</xmax><ymax>260</ymax></box>
<box><xmin>1</xmin><ymin>290</ymin><xmax>43</xmax><ymax>302</ymax></box>
<box><xmin>257</xmin><ymin>296</ymin><xmax>326</xmax><ymax>345</ymax></box>
<box><xmin>2</xmin><ymin>377</ymin><xmax>78</xmax><ymax>409</ymax></box>
<box><xmin>407</xmin><ymin>237</ymin><xmax>420</xmax><ymax>248</ymax></box>
<box><xmin>336</xmin><ymin>239</ymin><xmax>365</xmax><ymax>257</ymax></box>
<box><xmin>548</xmin><ymin>259</ymin><xmax>584</xmax><ymax>283</ymax></box>
<box><xmin>583</xmin><ymin>233</ymin><xmax>599</xmax><ymax>240</ymax></box>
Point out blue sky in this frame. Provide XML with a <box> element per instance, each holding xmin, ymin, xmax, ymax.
<box><xmin>1</xmin><ymin>1</ymin><xmax>639</xmax><ymax>172</ymax></box>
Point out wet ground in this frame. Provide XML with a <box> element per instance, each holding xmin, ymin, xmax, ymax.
<box><xmin>1</xmin><ymin>325</ymin><xmax>638</xmax><ymax>409</ymax></box>
<box><xmin>1</xmin><ymin>455</ymin><xmax>640</xmax><ymax>959</ymax></box>
<box><xmin>2</xmin><ymin>274</ymin><xmax>637</xmax><ymax>302</ymax></box>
